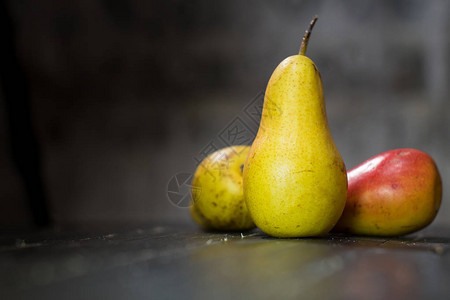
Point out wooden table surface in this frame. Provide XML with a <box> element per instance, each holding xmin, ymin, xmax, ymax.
<box><xmin>1</xmin><ymin>223</ymin><xmax>450</xmax><ymax>299</ymax></box>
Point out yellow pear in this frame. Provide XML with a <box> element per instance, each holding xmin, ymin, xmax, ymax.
<box><xmin>190</xmin><ymin>145</ymin><xmax>255</xmax><ymax>231</ymax></box>
<box><xmin>243</xmin><ymin>16</ymin><xmax>347</xmax><ymax>237</ymax></box>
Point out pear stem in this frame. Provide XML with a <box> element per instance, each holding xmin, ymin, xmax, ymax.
<box><xmin>299</xmin><ymin>15</ymin><xmax>318</xmax><ymax>56</ymax></box>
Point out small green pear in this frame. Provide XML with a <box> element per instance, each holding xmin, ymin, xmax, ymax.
<box><xmin>190</xmin><ymin>145</ymin><xmax>255</xmax><ymax>231</ymax></box>
<box><xmin>243</xmin><ymin>16</ymin><xmax>347</xmax><ymax>238</ymax></box>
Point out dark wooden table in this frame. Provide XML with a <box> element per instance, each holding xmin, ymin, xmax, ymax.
<box><xmin>1</xmin><ymin>222</ymin><xmax>450</xmax><ymax>299</ymax></box>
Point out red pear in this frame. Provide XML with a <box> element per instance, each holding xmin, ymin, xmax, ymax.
<box><xmin>334</xmin><ymin>149</ymin><xmax>442</xmax><ymax>236</ymax></box>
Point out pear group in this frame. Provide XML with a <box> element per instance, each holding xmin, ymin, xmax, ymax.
<box><xmin>190</xmin><ymin>16</ymin><xmax>442</xmax><ymax>238</ymax></box>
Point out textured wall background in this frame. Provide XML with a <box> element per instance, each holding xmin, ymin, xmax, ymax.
<box><xmin>0</xmin><ymin>0</ymin><xmax>449</xmax><ymax>228</ymax></box>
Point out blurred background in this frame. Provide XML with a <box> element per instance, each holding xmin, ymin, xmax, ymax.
<box><xmin>0</xmin><ymin>0</ymin><xmax>449</xmax><ymax>229</ymax></box>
